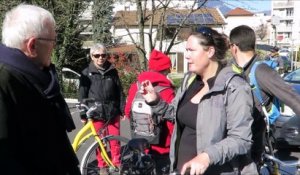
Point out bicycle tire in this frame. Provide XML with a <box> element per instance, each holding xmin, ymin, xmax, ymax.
<box><xmin>80</xmin><ymin>135</ymin><xmax>130</xmax><ymax>175</ymax></box>
<box><xmin>259</xmin><ymin>164</ymin><xmax>273</xmax><ymax>175</ymax></box>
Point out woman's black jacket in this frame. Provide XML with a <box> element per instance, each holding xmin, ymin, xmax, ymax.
<box><xmin>79</xmin><ymin>61</ymin><xmax>125</xmax><ymax>121</ymax></box>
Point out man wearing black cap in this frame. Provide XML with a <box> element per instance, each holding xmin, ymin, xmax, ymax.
<box><xmin>266</xmin><ymin>46</ymin><xmax>285</xmax><ymax>74</ymax></box>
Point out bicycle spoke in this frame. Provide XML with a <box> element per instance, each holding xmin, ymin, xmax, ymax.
<box><xmin>80</xmin><ymin>136</ymin><xmax>130</xmax><ymax>175</ymax></box>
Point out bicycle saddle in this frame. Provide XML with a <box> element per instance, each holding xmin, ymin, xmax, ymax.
<box><xmin>127</xmin><ymin>138</ymin><xmax>150</xmax><ymax>152</ymax></box>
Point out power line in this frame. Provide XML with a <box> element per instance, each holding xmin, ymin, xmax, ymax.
<box><xmin>217</xmin><ymin>0</ymin><xmax>259</xmax><ymax>12</ymax></box>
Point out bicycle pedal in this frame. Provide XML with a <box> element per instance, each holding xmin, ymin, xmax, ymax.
<box><xmin>108</xmin><ymin>167</ymin><xmax>120</xmax><ymax>173</ymax></box>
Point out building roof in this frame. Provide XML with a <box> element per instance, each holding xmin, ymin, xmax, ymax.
<box><xmin>225</xmin><ymin>7</ymin><xmax>254</xmax><ymax>17</ymax></box>
<box><xmin>113</xmin><ymin>7</ymin><xmax>225</xmax><ymax>28</ymax></box>
<box><xmin>108</xmin><ymin>44</ymin><xmax>137</xmax><ymax>53</ymax></box>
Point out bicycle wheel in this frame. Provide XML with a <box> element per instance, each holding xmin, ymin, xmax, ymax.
<box><xmin>80</xmin><ymin>135</ymin><xmax>130</xmax><ymax>175</ymax></box>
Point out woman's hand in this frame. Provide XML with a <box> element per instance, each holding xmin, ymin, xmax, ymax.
<box><xmin>139</xmin><ymin>80</ymin><xmax>158</xmax><ymax>103</ymax></box>
<box><xmin>181</xmin><ymin>152</ymin><xmax>210</xmax><ymax>175</ymax></box>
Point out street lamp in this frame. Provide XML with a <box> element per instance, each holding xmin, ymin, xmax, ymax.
<box><xmin>271</xmin><ymin>15</ymin><xmax>280</xmax><ymax>46</ymax></box>
<box><xmin>291</xmin><ymin>39</ymin><xmax>294</xmax><ymax>71</ymax></box>
<box><xmin>291</xmin><ymin>21</ymin><xmax>294</xmax><ymax>71</ymax></box>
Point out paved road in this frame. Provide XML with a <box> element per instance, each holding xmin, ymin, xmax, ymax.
<box><xmin>261</xmin><ymin>148</ymin><xmax>300</xmax><ymax>174</ymax></box>
<box><xmin>66</xmin><ymin>102</ymin><xmax>300</xmax><ymax>174</ymax></box>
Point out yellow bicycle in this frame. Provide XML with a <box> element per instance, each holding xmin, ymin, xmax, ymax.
<box><xmin>71</xmin><ymin>99</ymin><xmax>130</xmax><ymax>175</ymax></box>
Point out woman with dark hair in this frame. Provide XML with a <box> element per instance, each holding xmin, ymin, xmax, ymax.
<box><xmin>139</xmin><ymin>27</ymin><xmax>257</xmax><ymax>175</ymax></box>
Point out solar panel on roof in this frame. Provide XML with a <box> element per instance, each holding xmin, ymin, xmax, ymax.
<box><xmin>166</xmin><ymin>13</ymin><xmax>215</xmax><ymax>25</ymax></box>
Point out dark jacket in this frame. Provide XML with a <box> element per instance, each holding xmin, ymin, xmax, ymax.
<box><xmin>79</xmin><ymin>61</ymin><xmax>125</xmax><ymax>120</ymax></box>
<box><xmin>234</xmin><ymin>55</ymin><xmax>300</xmax><ymax>161</ymax></box>
<box><xmin>234</xmin><ymin>55</ymin><xmax>300</xmax><ymax>123</ymax></box>
<box><xmin>0</xmin><ymin>44</ymin><xmax>80</xmax><ymax>175</ymax></box>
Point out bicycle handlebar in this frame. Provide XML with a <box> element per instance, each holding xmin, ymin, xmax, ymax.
<box><xmin>74</xmin><ymin>98</ymin><xmax>101</xmax><ymax>119</ymax></box>
<box><xmin>169</xmin><ymin>154</ymin><xmax>300</xmax><ymax>175</ymax></box>
<box><xmin>264</xmin><ymin>153</ymin><xmax>300</xmax><ymax>167</ymax></box>
<box><xmin>81</xmin><ymin>98</ymin><xmax>96</xmax><ymax>104</ymax></box>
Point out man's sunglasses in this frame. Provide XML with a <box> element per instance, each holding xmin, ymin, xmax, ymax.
<box><xmin>93</xmin><ymin>54</ymin><xmax>106</xmax><ymax>58</ymax></box>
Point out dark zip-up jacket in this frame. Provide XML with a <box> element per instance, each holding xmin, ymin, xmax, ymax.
<box><xmin>79</xmin><ymin>61</ymin><xmax>125</xmax><ymax>120</ymax></box>
<box><xmin>0</xmin><ymin>44</ymin><xmax>79</xmax><ymax>175</ymax></box>
<box><xmin>241</xmin><ymin>55</ymin><xmax>300</xmax><ymax>117</ymax></box>
<box><xmin>233</xmin><ymin>55</ymin><xmax>300</xmax><ymax>162</ymax></box>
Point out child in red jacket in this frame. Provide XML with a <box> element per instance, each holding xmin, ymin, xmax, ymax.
<box><xmin>124</xmin><ymin>49</ymin><xmax>175</xmax><ymax>174</ymax></box>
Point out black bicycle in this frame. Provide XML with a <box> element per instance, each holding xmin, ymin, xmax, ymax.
<box><xmin>259</xmin><ymin>118</ymin><xmax>300</xmax><ymax>175</ymax></box>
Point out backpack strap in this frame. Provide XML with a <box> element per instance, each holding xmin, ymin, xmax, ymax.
<box><xmin>249</xmin><ymin>61</ymin><xmax>281</xmax><ymax>125</ymax></box>
<box><xmin>249</xmin><ymin>61</ymin><xmax>264</xmax><ymax>105</ymax></box>
<box><xmin>180</xmin><ymin>72</ymin><xmax>197</xmax><ymax>92</ymax></box>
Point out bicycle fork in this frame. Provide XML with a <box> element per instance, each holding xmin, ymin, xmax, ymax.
<box><xmin>91</xmin><ymin>123</ymin><xmax>118</xmax><ymax>170</ymax></box>
<box><xmin>73</xmin><ymin>120</ymin><xmax>119</xmax><ymax>171</ymax></box>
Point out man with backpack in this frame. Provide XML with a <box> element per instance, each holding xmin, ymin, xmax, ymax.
<box><xmin>265</xmin><ymin>46</ymin><xmax>285</xmax><ymax>74</ymax></box>
<box><xmin>229</xmin><ymin>25</ymin><xmax>300</xmax><ymax>166</ymax></box>
<box><xmin>124</xmin><ymin>49</ymin><xmax>175</xmax><ymax>174</ymax></box>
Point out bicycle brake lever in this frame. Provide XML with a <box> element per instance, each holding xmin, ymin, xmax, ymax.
<box><xmin>82</xmin><ymin>98</ymin><xmax>96</xmax><ymax>104</ymax></box>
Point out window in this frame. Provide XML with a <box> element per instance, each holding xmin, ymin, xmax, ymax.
<box><xmin>286</xmin><ymin>20</ymin><xmax>293</xmax><ymax>27</ymax></box>
<box><xmin>286</xmin><ymin>8</ymin><xmax>293</xmax><ymax>16</ymax></box>
<box><xmin>165</xmin><ymin>28</ymin><xmax>176</xmax><ymax>40</ymax></box>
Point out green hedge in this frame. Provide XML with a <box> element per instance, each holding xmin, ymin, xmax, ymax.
<box><xmin>62</xmin><ymin>80</ymin><xmax>79</xmax><ymax>99</ymax></box>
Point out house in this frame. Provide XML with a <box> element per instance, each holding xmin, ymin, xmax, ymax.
<box><xmin>79</xmin><ymin>1</ymin><xmax>226</xmax><ymax>73</ymax></box>
<box><xmin>112</xmin><ymin>7</ymin><xmax>226</xmax><ymax>73</ymax></box>
<box><xmin>224</xmin><ymin>7</ymin><xmax>271</xmax><ymax>45</ymax></box>
<box><xmin>271</xmin><ymin>0</ymin><xmax>300</xmax><ymax>68</ymax></box>
<box><xmin>271</xmin><ymin>0</ymin><xmax>300</xmax><ymax>49</ymax></box>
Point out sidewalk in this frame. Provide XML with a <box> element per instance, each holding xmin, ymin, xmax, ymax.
<box><xmin>65</xmin><ymin>98</ymin><xmax>79</xmax><ymax>104</ymax></box>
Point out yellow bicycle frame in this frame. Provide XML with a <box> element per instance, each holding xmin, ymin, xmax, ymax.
<box><xmin>72</xmin><ymin>119</ymin><xmax>116</xmax><ymax>169</ymax></box>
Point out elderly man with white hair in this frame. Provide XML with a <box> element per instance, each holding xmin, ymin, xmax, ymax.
<box><xmin>0</xmin><ymin>4</ymin><xmax>80</xmax><ymax>175</ymax></box>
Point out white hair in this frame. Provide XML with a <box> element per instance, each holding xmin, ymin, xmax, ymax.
<box><xmin>2</xmin><ymin>4</ymin><xmax>56</xmax><ymax>49</ymax></box>
<box><xmin>90</xmin><ymin>43</ymin><xmax>107</xmax><ymax>55</ymax></box>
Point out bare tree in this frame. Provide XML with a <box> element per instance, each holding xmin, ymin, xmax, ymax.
<box><xmin>256</xmin><ymin>22</ymin><xmax>268</xmax><ymax>41</ymax></box>
<box><xmin>114</xmin><ymin>0</ymin><xmax>208</xmax><ymax>70</ymax></box>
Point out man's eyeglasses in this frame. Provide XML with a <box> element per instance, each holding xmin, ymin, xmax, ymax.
<box><xmin>93</xmin><ymin>54</ymin><xmax>106</xmax><ymax>58</ymax></box>
<box><xmin>37</xmin><ymin>37</ymin><xmax>56</xmax><ymax>44</ymax></box>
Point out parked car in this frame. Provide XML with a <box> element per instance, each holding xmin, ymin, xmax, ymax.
<box><xmin>283</xmin><ymin>68</ymin><xmax>300</xmax><ymax>94</ymax></box>
<box><xmin>272</xmin><ymin>68</ymin><xmax>300</xmax><ymax>148</ymax></box>
<box><xmin>278</xmin><ymin>48</ymin><xmax>290</xmax><ymax>57</ymax></box>
<box><xmin>273</xmin><ymin>114</ymin><xmax>300</xmax><ymax>148</ymax></box>
<box><xmin>280</xmin><ymin>55</ymin><xmax>291</xmax><ymax>73</ymax></box>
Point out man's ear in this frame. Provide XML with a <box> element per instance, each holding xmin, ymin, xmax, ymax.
<box><xmin>24</xmin><ymin>37</ymin><xmax>38</xmax><ymax>58</ymax></box>
<box><xmin>233</xmin><ymin>45</ymin><xmax>240</xmax><ymax>55</ymax></box>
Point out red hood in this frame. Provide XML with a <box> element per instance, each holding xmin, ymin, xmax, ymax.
<box><xmin>137</xmin><ymin>71</ymin><xmax>174</xmax><ymax>88</ymax></box>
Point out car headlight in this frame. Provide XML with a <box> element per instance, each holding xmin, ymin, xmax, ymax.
<box><xmin>285</xmin><ymin>127</ymin><xmax>299</xmax><ymax>138</ymax></box>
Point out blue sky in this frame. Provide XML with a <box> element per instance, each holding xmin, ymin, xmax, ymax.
<box><xmin>223</xmin><ymin>0</ymin><xmax>271</xmax><ymax>12</ymax></box>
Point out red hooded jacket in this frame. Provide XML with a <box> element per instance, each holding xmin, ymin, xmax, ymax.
<box><xmin>124</xmin><ymin>71</ymin><xmax>175</xmax><ymax>154</ymax></box>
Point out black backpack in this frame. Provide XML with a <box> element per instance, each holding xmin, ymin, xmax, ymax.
<box><xmin>130</xmin><ymin>82</ymin><xmax>169</xmax><ymax>144</ymax></box>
